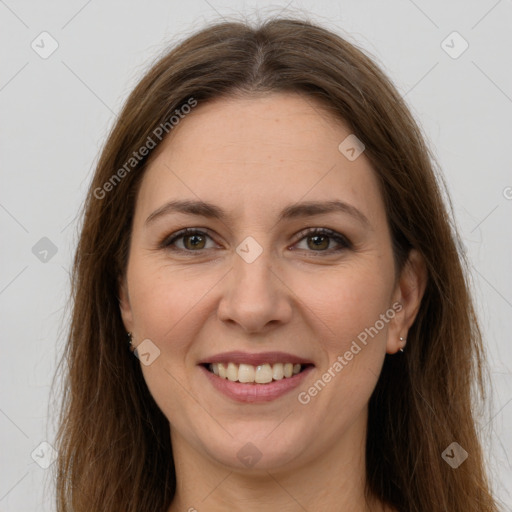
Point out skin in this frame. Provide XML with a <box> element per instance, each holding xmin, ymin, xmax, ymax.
<box><xmin>119</xmin><ymin>92</ymin><xmax>427</xmax><ymax>512</ymax></box>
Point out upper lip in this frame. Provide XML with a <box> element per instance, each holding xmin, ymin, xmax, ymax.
<box><xmin>199</xmin><ymin>351</ymin><xmax>315</xmax><ymax>366</ymax></box>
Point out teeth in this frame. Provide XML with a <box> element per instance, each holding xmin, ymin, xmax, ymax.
<box><xmin>208</xmin><ymin>362</ymin><xmax>305</xmax><ymax>383</ymax></box>
<box><xmin>226</xmin><ymin>362</ymin><xmax>238</xmax><ymax>382</ymax></box>
<box><xmin>255</xmin><ymin>364</ymin><xmax>273</xmax><ymax>384</ymax></box>
<box><xmin>272</xmin><ymin>363</ymin><xmax>284</xmax><ymax>380</ymax></box>
<box><xmin>238</xmin><ymin>363</ymin><xmax>255</xmax><ymax>383</ymax></box>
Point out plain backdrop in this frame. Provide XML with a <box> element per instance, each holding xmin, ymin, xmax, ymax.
<box><xmin>1</xmin><ymin>0</ymin><xmax>511</xmax><ymax>510</ymax></box>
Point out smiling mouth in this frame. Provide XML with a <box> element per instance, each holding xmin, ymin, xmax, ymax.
<box><xmin>204</xmin><ymin>362</ymin><xmax>312</xmax><ymax>384</ymax></box>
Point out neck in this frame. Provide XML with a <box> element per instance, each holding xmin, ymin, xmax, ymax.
<box><xmin>167</xmin><ymin>409</ymin><xmax>389</xmax><ymax>512</ymax></box>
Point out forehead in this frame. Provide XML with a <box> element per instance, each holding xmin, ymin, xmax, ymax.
<box><xmin>135</xmin><ymin>93</ymin><xmax>386</xmax><ymax>229</ymax></box>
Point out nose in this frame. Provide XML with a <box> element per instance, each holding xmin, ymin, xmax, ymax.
<box><xmin>217</xmin><ymin>246</ymin><xmax>293</xmax><ymax>334</ymax></box>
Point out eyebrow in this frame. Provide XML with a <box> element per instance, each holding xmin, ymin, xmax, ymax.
<box><xmin>144</xmin><ymin>199</ymin><xmax>371</xmax><ymax>228</ymax></box>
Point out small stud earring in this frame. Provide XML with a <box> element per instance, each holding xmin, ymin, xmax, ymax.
<box><xmin>127</xmin><ymin>332</ymin><xmax>134</xmax><ymax>352</ymax></box>
<box><xmin>399</xmin><ymin>336</ymin><xmax>406</xmax><ymax>352</ymax></box>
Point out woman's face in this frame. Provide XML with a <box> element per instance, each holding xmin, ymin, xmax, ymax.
<box><xmin>120</xmin><ymin>92</ymin><xmax>423</xmax><ymax>472</ymax></box>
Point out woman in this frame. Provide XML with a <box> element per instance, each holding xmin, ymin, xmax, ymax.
<box><xmin>53</xmin><ymin>16</ymin><xmax>501</xmax><ymax>511</ymax></box>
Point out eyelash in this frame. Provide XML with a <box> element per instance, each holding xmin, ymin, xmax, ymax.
<box><xmin>159</xmin><ymin>227</ymin><xmax>352</xmax><ymax>255</ymax></box>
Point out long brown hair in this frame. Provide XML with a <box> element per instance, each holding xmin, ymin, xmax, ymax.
<box><xmin>52</xmin><ymin>16</ymin><xmax>501</xmax><ymax>511</ymax></box>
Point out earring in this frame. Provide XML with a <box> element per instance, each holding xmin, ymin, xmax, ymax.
<box><xmin>127</xmin><ymin>332</ymin><xmax>135</xmax><ymax>352</ymax></box>
<box><xmin>399</xmin><ymin>336</ymin><xmax>406</xmax><ymax>352</ymax></box>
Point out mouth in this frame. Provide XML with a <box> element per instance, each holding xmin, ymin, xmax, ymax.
<box><xmin>198</xmin><ymin>351</ymin><xmax>315</xmax><ymax>403</ymax></box>
<box><xmin>202</xmin><ymin>362</ymin><xmax>313</xmax><ymax>384</ymax></box>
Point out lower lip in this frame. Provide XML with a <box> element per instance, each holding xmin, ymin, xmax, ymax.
<box><xmin>199</xmin><ymin>365</ymin><xmax>314</xmax><ymax>403</ymax></box>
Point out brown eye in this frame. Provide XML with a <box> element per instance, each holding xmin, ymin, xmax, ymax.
<box><xmin>306</xmin><ymin>234</ymin><xmax>330</xmax><ymax>251</ymax></box>
<box><xmin>160</xmin><ymin>227</ymin><xmax>351</xmax><ymax>255</ymax></box>
<box><xmin>294</xmin><ymin>228</ymin><xmax>352</xmax><ymax>253</ymax></box>
<box><xmin>161</xmin><ymin>229</ymin><xmax>216</xmax><ymax>252</ymax></box>
<box><xmin>182</xmin><ymin>233</ymin><xmax>206</xmax><ymax>250</ymax></box>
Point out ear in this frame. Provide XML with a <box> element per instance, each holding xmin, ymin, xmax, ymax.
<box><xmin>386</xmin><ymin>249</ymin><xmax>428</xmax><ymax>354</ymax></box>
<box><xmin>118</xmin><ymin>275</ymin><xmax>134</xmax><ymax>333</ymax></box>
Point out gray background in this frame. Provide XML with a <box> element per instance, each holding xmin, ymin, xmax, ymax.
<box><xmin>1</xmin><ymin>0</ymin><xmax>511</xmax><ymax>510</ymax></box>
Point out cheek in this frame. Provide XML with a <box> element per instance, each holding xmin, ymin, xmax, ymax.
<box><xmin>291</xmin><ymin>267</ymin><xmax>393</xmax><ymax>423</ymax></box>
<box><xmin>126</xmin><ymin>258</ymin><xmax>219</xmax><ymax>418</ymax></box>
<box><xmin>293</xmin><ymin>258</ymin><xmax>395</xmax><ymax>355</ymax></box>
<box><xmin>128</xmin><ymin>257</ymin><xmax>205</xmax><ymax>330</ymax></box>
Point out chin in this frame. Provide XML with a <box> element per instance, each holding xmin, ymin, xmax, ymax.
<box><xmin>196</xmin><ymin>422</ymin><xmax>312</xmax><ymax>472</ymax></box>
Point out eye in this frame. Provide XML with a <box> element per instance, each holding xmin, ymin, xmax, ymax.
<box><xmin>160</xmin><ymin>228</ymin><xmax>217</xmax><ymax>252</ymax></box>
<box><xmin>159</xmin><ymin>227</ymin><xmax>352</xmax><ymax>255</ymax></box>
<box><xmin>292</xmin><ymin>227</ymin><xmax>352</xmax><ymax>253</ymax></box>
